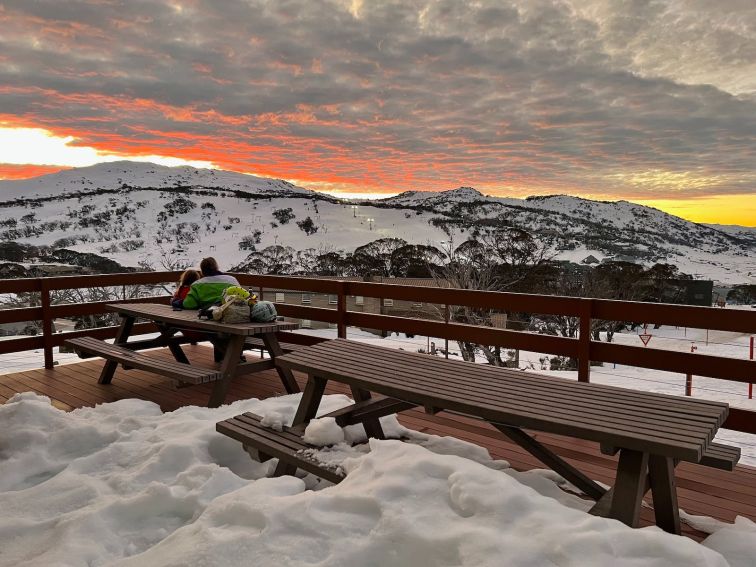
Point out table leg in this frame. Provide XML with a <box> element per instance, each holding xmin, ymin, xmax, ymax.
<box><xmin>261</xmin><ymin>332</ymin><xmax>300</xmax><ymax>394</ymax></box>
<box><xmin>98</xmin><ymin>315</ymin><xmax>134</xmax><ymax>384</ymax></box>
<box><xmin>608</xmin><ymin>449</ymin><xmax>649</xmax><ymax>528</ymax></box>
<box><xmin>648</xmin><ymin>455</ymin><xmax>681</xmax><ymax>534</ymax></box>
<box><xmin>274</xmin><ymin>374</ymin><xmax>328</xmax><ymax>477</ymax></box>
<box><xmin>208</xmin><ymin>335</ymin><xmax>246</xmax><ymax>408</ymax></box>
<box><xmin>292</xmin><ymin>375</ymin><xmax>328</xmax><ymax>427</ymax></box>
<box><xmin>349</xmin><ymin>386</ymin><xmax>385</xmax><ymax>440</ymax></box>
<box><xmin>157</xmin><ymin>324</ymin><xmax>190</xmax><ymax>364</ymax></box>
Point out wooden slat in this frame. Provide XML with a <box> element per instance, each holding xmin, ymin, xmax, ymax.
<box><xmin>276</xmin><ymin>340</ymin><xmax>729</xmax><ymax>462</ymax></box>
<box><xmin>106</xmin><ymin>303</ymin><xmax>299</xmax><ymax>336</ymax></box>
<box><xmin>324</xmin><ymin>339</ymin><xmax>729</xmax><ymax>418</ymax></box>
<box><xmin>65</xmin><ymin>337</ymin><xmax>222</xmax><ymax>384</ymax></box>
<box><xmin>244</xmin><ymin>337</ymin><xmax>304</xmax><ymax>353</ymax></box>
<box><xmin>216</xmin><ymin>414</ymin><xmax>345</xmax><ymax>484</ymax></box>
<box><xmin>320</xmin><ymin>340</ymin><xmax>728</xmax><ymax>430</ymax></box>
<box><xmin>278</xmin><ymin>346</ymin><xmax>715</xmax><ymax>460</ymax></box>
<box><xmin>0</xmin><ymin>306</ymin><xmax>43</xmax><ymax>324</ymax></box>
<box><xmin>282</xmin><ymin>348</ymin><xmax>718</xmax><ymax>446</ymax></box>
<box><xmin>699</xmin><ymin>443</ymin><xmax>741</xmax><ymax>471</ymax></box>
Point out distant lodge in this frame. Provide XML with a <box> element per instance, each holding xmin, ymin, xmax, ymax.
<box><xmin>257</xmin><ymin>276</ymin><xmax>488</xmax><ymax>334</ymax></box>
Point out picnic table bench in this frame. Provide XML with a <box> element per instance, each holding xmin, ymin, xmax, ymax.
<box><xmin>243</xmin><ymin>336</ymin><xmax>305</xmax><ymax>356</ymax></box>
<box><xmin>217</xmin><ymin>338</ymin><xmax>740</xmax><ymax>534</ymax></box>
<box><xmin>65</xmin><ymin>303</ymin><xmax>301</xmax><ymax>407</ymax></box>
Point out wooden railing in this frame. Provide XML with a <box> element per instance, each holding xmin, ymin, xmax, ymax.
<box><xmin>1</xmin><ymin>272</ymin><xmax>754</xmax><ymax>433</ymax></box>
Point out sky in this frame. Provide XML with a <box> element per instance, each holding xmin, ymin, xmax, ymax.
<box><xmin>0</xmin><ymin>0</ymin><xmax>754</xmax><ymax>226</ymax></box>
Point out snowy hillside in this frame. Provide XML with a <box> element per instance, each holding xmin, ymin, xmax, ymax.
<box><xmin>0</xmin><ymin>162</ymin><xmax>753</xmax><ymax>284</ymax></box>
<box><xmin>0</xmin><ymin>161</ymin><xmax>312</xmax><ymax>200</ymax></box>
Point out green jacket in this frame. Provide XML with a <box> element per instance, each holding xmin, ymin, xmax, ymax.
<box><xmin>180</xmin><ymin>274</ymin><xmax>240</xmax><ymax>310</ymax></box>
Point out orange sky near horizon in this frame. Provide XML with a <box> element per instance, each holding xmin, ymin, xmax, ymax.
<box><xmin>1</xmin><ymin>155</ymin><xmax>753</xmax><ymax>227</ymax></box>
<box><xmin>0</xmin><ymin>2</ymin><xmax>754</xmax><ymax>228</ymax></box>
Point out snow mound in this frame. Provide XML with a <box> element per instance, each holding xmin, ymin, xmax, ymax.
<box><xmin>302</xmin><ymin>417</ymin><xmax>345</xmax><ymax>446</ymax></box>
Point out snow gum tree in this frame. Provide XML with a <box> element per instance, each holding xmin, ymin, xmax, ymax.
<box><xmin>432</xmin><ymin>227</ymin><xmax>553</xmax><ymax>366</ymax></box>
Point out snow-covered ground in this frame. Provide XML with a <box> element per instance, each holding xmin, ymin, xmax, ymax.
<box><xmin>1</xmin><ymin>321</ymin><xmax>756</xmax><ymax>564</ymax></box>
<box><xmin>2</xmin><ymin>391</ymin><xmax>755</xmax><ymax>567</ymax></box>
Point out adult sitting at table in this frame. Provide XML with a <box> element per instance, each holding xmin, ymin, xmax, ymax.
<box><xmin>172</xmin><ymin>257</ymin><xmax>239</xmax><ymax>310</ymax></box>
<box><xmin>172</xmin><ymin>257</ymin><xmax>240</xmax><ymax>362</ymax></box>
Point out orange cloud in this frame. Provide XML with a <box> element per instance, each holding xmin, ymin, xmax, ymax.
<box><xmin>0</xmin><ymin>163</ymin><xmax>70</xmax><ymax>180</ymax></box>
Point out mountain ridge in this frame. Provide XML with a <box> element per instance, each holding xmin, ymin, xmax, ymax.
<box><xmin>0</xmin><ymin>162</ymin><xmax>753</xmax><ymax>284</ymax></box>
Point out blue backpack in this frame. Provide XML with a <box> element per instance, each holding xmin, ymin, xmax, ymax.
<box><xmin>250</xmin><ymin>301</ymin><xmax>277</xmax><ymax>322</ymax></box>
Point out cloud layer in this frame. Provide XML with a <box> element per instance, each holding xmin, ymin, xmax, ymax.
<box><xmin>0</xmin><ymin>0</ymin><xmax>754</xmax><ymax>200</ymax></box>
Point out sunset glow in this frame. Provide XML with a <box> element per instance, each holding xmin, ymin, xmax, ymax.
<box><xmin>0</xmin><ymin>126</ymin><xmax>216</xmax><ymax>170</ymax></box>
<box><xmin>0</xmin><ymin>1</ymin><xmax>753</xmax><ymax>225</ymax></box>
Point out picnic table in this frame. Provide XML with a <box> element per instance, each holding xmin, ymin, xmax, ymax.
<box><xmin>65</xmin><ymin>303</ymin><xmax>300</xmax><ymax>407</ymax></box>
<box><xmin>217</xmin><ymin>338</ymin><xmax>740</xmax><ymax>535</ymax></box>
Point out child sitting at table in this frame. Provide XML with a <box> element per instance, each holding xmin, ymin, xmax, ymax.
<box><xmin>171</xmin><ymin>268</ymin><xmax>202</xmax><ymax>309</ymax></box>
<box><xmin>178</xmin><ymin>257</ymin><xmax>242</xmax><ymax>362</ymax></box>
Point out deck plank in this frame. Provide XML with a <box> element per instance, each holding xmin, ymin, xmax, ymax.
<box><xmin>1</xmin><ymin>344</ymin><xmax>754</xmax><ymax>542</ymax></box>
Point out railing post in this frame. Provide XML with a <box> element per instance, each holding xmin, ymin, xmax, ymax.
<box><xmin>578</xmin><ymin>298</ymin><xmax>592</xmax><ymax>382</ymax></box>
<box><xmin>40</xmin><ymin>278</ymin><xmax>54</xmax><ymax>369</ymax></box>
<box><xmin>444</xmin><ymin>304</ymin><xmax>450</xmax><ymax>359</ymax></box>
<box><xmin>337</xmin><ymin>281</ymin><xmax>347</xmax><ymax>339</ymax></box>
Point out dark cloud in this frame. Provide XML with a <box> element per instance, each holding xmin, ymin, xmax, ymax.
<box><xmin>0</xmin><ymin>0</ymin><xmax>754</xmax><ymax>198</ymax></box>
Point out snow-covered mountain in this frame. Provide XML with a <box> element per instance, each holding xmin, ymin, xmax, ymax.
<box><xmin>0</xmin><ymin>161</ymin><xmax>312</xmax><ymax>200</ymax></box>
<box><xmin>0</xmin><ymin>163</ymin><xmax>753</xmax><ymax>284</ymax></box>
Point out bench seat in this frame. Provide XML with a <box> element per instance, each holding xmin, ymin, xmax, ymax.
<box><xmin>65</xmin><ymin>336</ymin><xmax>222</xmax><ymax>385</ymax></box>
<box><xmin>64</xmin><ymin>334</ymin><xmax>196</xmax><ymax>358</ymax></box>
<box><xmin>602</xmin><ymin>441</ymin><xmax>741</xmax><ymax>471</ymax></box>
<box><xmin>216</xmin><ymin>412</ymin><xmax>346</xmax><ymax>484</ymax></box>
<box><xmin>698</xmin><ymin>442</ymin><xmax>742</xmax><ymax>471</ymax></box>
<box><xmin>243</xmin><ymin>337</ymin><xmax>305</xmax><ymax>354</ymax></box>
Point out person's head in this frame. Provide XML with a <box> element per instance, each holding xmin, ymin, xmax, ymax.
<box><xmin>179</xmin><ymin>269</ymin><xmax>201</xmax><ymax>287</ymax></box>
<box><xmin>200</xmin><ymin>257</ymin><xmax>220</xmax><ymax>277</ymax></box>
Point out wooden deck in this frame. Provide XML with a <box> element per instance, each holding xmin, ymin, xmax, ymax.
<box><xmin>2</xmin><ymin>343</ymin><xmax>755</xmax><ymax>541</ymax></box>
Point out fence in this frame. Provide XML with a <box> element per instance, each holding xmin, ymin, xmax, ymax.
<box><xmin>1</xmin><ymin>271</ymin><xmax>754</xmax><ymax>433</ymax></box>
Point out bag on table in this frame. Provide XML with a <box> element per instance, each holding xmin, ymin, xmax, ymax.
<box><xmin>215</xmin><ymin>287</ymin><xmax>251</xmax><ymax>324</ymax></box>
<box><xmin>250</xmin><ymin>300</ymin><xmax>277</xmax><ymax>323</ymax></box>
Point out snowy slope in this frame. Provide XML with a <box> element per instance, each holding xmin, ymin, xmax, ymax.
<box><xmin>0</xmin><ymin>161</ymin><xmax>312</xmax><ymax>200</ymax></box>
<box><xmin>0</xmin><ymin>162</ymin><xmax>753</xmax><ymax>284</ymax></box>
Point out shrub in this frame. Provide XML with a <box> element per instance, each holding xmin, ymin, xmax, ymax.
<box><xmin>272</xmin><ymin>207</ymin><xmax>296</xmax><ymax>225</ymax></box>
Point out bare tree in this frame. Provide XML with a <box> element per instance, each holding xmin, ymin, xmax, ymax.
<box><xmin>430</xmin><ymin>227</ymin><xmax>554</xmax><ymax>366</ymax></box>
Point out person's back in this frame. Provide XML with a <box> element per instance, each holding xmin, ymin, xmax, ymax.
<box><xmin>181</xmin><ymin>257</ymin><xmax>240</xmax><ymax>310</ymax></box>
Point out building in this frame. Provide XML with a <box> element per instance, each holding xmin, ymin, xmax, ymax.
<box><xmin>660</xmin><ymin>279</ymin><xmax>714</xmax><ymax>307</ymax></box>
<box><xmin>260</xmin><ymin>276</ymin><xmax>506</xmax><ymax>333</ymax></box>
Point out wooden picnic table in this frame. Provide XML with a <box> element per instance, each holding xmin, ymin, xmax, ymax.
<box><xmin>67</xmin><ymin>303</ymin><xmax>300</xmax><ymax>407</ymax></box>
<box><xmin>261</xmin><ymin>338</ymin><xmax>738</xmax><ymax>535</ymax></box>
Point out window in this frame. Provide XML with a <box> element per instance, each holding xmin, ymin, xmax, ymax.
<box><xmin>301</xmin><ymin>319</ymin><xmax>312</xmax><ymax>329</ymax></box>
<box><xmin>275</xmin><ymin>292</ymin><xmax>285</xmax><ymax>303</ymax></box>
<box><xmin>301</xmin><ymin>293</ymin><xmax>312</xmax><ymax>304</ymax></box>
<box><xmin>355</xmin><ymin>295</ymin><xmax>364</xmax><ymax>305</ymax></box>
<box><xmin>384</xmin><ymin>298</ymin><xmax>394</xmax><ymax>307</ymax></box>
<box><xmin>328</xmin><ymin>294</ymin><xmax>338</xmax><ymax>305</ymax></box>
